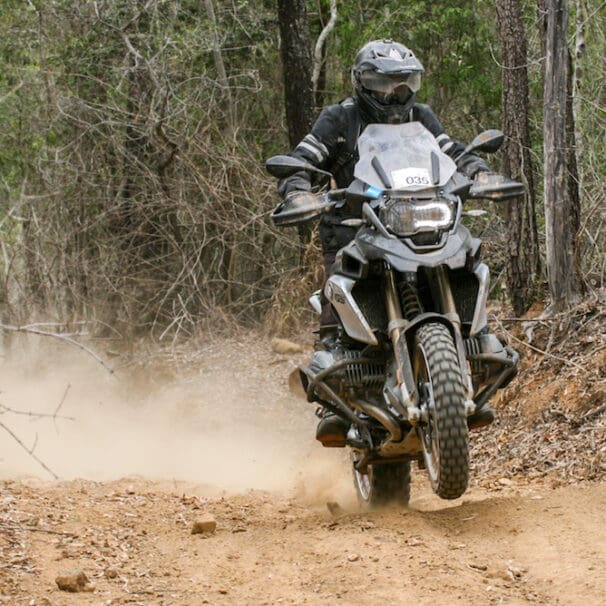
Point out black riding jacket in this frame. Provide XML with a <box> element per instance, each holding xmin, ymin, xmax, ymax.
<box><xmin>278</xmin><ymin>97</ymin><xmax>488</xmax><ymax>251</ymax></box>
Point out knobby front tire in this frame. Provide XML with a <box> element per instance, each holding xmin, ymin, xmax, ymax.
<box><xmin>414</xmin><ymin>322</ymin><xmax>469</xmax><ymax>500</ymax></box>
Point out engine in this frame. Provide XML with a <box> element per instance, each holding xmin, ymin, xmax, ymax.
<box><xmin>308</xmin><ymin>346</ymin><xmax>386</xmax><ymax>395</ymax></box>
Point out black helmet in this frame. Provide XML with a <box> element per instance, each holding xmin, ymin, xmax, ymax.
<box><xmin>352</xmin><ymin>39</ymin><xmax>424</xmax><ymax>123</ymax></box>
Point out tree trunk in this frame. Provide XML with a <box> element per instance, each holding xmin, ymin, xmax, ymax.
<box><xmin>566</xmin><ymin>47</ymin><xmax>584</xmax><ymax>293</ymax></box>
<box><xmin>276</xmin><ymin>0</ymin><xmax>314</xmax><ymax>147</ymax></box>
<box><xmin>495</xmin><ymin>0</ymin><xmax>540</xmax><ymax>316</ymax></box>
<box><xmin>543</xmin><ymin>0</ymin><xmax>579</xmax><ymax>311</ymax></box>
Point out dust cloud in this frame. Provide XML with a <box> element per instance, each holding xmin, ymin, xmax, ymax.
<box><xmin>0</xmin><ymin>337</ymin><xmax>351</xmax><ymax>499</ymax></box>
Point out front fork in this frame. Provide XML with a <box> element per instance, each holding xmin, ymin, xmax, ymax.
<box><xmin>384</xmin><ymin>269</ymin><xmax>418</xmax><ymax>420</ymax></box>
<box><xmin>433</xmin><ymin>266</ymin><xmax>476</xmax><ymax>408</ymax></box>
<box><xmin>384</xmin><ymin>265</ymin><xmax>476</xmax><ymax>423</ymax></box>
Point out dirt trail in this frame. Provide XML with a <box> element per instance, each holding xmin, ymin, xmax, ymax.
<box><xmin>3</xmin><ymin>477</ymin><xmax>606</xmax><ymax>606</ymax></box>
<box><xmin>1</xmin><ymin>336</ymin><xmax>605</xmax><ymax>605</ymax></box>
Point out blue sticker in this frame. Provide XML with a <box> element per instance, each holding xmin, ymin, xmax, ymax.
<box><xmin>365</xmin><ymin>185</ymin><xmax>383</xmax><ymax>199</ymax></box>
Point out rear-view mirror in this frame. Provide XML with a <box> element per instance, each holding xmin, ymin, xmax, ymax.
<box><xmin>465</xmin><ymin>129</ymin><xmax>505</xmax><ymax>155</ymax></box>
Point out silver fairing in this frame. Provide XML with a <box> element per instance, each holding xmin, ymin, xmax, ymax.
<box><xmin>325</xmin><ymin>275</ymin><xmax>378</xmax><ymax>345</ymax></box>
<box><xmin>470</xmin><ymin>263</ymin><xmax>490</xmax><ymax>335</ymax></box>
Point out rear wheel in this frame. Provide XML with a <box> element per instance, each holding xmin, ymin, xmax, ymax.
<box><xmin>414</xmin><ymin>322</ymin><xmax>469</xmax><ymax>500</ymax></box>
<box><xmin>352</xmin><ymin>456</ymin><xmax>411</xmax><ymax>508</ymax></box>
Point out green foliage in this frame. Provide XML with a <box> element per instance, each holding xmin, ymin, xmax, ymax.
<box><xmin>319</xmin><ymin>0</ymin><xmax>501</xmax><ymax>137</ymax></box>
<box><xmin>0</xmin><ymin>0</ymin><xmax>288</xmax><ymax>333</ymax></box>
<box><xmin>0</xmin><ymin>0</ymin><xmax>603</xmax><ymax>333</ymax></box>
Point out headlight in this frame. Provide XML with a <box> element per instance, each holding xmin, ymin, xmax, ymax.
<box><xmin>381</xmin><ymin>198</ymin><xmax>455</xmax><ymax>236</ymax></box>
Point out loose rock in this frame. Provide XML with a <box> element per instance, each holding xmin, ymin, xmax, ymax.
<box><xmin>191</xmin><ymin>516</ymin><xmax>217</xmax><ymax>535</ymax></box>
<box><xmin>55</xmin><ymin>569</ymin><xmax>95</xmax><ymax>593</ymax></box>
<box><xmin>271</xmin><ymin>338</ymin><xmax>304</xmax><ymax>355</ymax></box>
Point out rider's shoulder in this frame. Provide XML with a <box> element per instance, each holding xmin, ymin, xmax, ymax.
<box><xmin>412</xmin><ymin>102</ymin><xmax>437</xmax><ymax>117</ymax></box>
<box><xmin>315</xmin><ymin>98</ymin><xmax>359</xmax><ymax>131</ymax></box>
<box><xmin>320</xmin><ymin>97</ymin><xmax>357</xmax><ymax>116</ymax></box>
<box><xmin>339</xmin><ymin>97</ymin><xmax>357</xmax><ymax>109</ymax></box>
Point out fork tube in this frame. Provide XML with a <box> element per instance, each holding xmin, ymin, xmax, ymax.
<box><xmin>435</xmin><ymin>265</ymin><xmax>474</xmax><ymax>400</ymax></box>
<box><xmin>385</xmin><ymin>267</ymin><xmax>404</xmax><ymax>340</ymax></box>
<box><xmin>384</xmin><ymin>267</ymin><xmax>413</xmax><ymax>405</ymax></box>
<box><xmin>434</xmin><ymin>266</ymin><xmax>461</xmax><ymax>331</ymax></box>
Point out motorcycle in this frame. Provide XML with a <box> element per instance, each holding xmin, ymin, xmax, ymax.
<box><xmin>266</xmin><ymin>122</ymin><xmax>521</xmax><ymax>506</ymax></box>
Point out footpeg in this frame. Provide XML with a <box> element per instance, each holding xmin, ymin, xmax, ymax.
<box><xmin>345</xmin><ymin>427</ymin><xmax>366</xmax><ymax>449</ymax></box>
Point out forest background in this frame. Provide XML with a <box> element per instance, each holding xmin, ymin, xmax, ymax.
<box><xmin>0</xmin><ymin>0</ymin><xmax>604</xmax><ymax>345</ymax></box>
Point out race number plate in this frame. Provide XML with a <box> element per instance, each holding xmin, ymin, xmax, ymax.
<box><xmin>391</xmin><ymin>167</ymin><xmax>431</xmax><ymax>189</ymax></box>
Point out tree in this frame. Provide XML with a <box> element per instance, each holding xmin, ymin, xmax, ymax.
<box><xmin>495</xmin><ymin>0</ymin><xmax>540</xmax><ymax>315</ymax></box>
<box><xmin>276</xmin><ymin>0</ymin><xmax>314</xmax><ymax>147</ymax></box>
<box><xmin>541</xmin><ymin>0</ymin><xmax>580</xmax><ymax>311</ymax></box>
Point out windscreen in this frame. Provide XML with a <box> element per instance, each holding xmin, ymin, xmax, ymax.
<box><xmin>354</xmin><ymin>122</ymin><xmax>457</xmax><ymax>193</ymax></box>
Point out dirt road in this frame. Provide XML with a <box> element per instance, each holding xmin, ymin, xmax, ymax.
<box><xmin>3</xmin><ymin>477</ymin><xmax>606</xmax><ymax>606</ymax></box>
<box><xmin>1</xmin><ymin>337</ymin><xmax>605</xmax><ymax>605</ymax></box>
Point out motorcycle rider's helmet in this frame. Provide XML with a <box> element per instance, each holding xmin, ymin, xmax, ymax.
<box><xmin>352</xmin><ymin>39</ymin><xmax>425</xmax><ymax>123</ymax></box>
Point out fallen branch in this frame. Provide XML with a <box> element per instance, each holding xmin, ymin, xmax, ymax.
<box><xmin>0</xmin><ymin>523</ymin><xmax>77</xmax><ymax>537</ymax></box>
<box><xmin>490</xmin><ymin>314</ymin><xmax>586</xmax><ymax>372</ymax></box>
<box><xmin>494</xmin><ymin>317</ymin><xmax>558</xmax><ymax>323</ymax></box>
<box><xmin>580</xmin><ymin>402</ymin><xmax>606</xmax><ymax>424</ymax></box>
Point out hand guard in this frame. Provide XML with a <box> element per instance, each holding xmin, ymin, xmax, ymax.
<box><xmin>469</xmin><ymin>172</ymin><xmax>525</xmax><ymax>201</ymax></box>
<box><xmin>271</xmin><ymin>192</ymin><xmax>330</xmax><ymax>227</ymax></box>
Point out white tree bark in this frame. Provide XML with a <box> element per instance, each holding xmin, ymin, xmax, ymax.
<box><xmin>312</xmin><ymin>0</ymin><xmax>338</xmax><ymax>96</ymax></box>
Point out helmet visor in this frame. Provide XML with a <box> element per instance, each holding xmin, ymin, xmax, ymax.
<box><xmin>359</xmin><ymin>71</ymin><xmax>422</xmax><ymax>95</ymax></box>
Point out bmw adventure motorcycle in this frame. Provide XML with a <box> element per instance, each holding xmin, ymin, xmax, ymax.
<box><xmin>266</xmin><ymin>123</ymin><xmax>521</xmax><ymax>505</ymax></box>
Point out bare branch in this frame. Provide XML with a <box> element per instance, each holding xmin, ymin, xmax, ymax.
<box><xmin>53</xmin><ymin>383</ymin><xmax>72</xmax><ymax>419</ymax></box>
<box><xmin>0</xmin><ymin>81</ymin><xmax>25</xmax><ymax>105</ymax></box>
<box><xmin>0</xmin><ymin>324</ymin><xmax>114</xmax><ymax>375</ymax></box>
<box><xmin>0</xmin><ymin>421</ymin><xmax>59</xmax><ymax>479</ymax></box>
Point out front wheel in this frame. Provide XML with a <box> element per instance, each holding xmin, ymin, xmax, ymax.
<box><xmin>413</xmin><ymin>322</ymin><xmax>469</xmax><ymax>499</ymax></box>
<box><xmin>352</xmin><ymin>455</ymin><xmax>411</xmax><ymax>508</ymax></box>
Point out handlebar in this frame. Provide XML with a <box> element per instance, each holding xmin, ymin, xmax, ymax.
<box><xmin>271</xmin><ymin>172</ymin><xmax>524</xmax><ymax>228</ymax></box>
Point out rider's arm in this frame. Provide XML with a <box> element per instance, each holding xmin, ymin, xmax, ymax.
<box><xmin>277</xmin><ymin>104</ymin><xmax>347</xmax><ymax>198</ymax></box>
<box><xmin>413</xmin><ymin>104</ymin><xmax>489</xmax><ymax>178</ymax></box>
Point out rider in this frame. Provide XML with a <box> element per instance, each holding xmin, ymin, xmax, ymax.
<box><xmin>274</xmin><ymin>39</ymin><xmax>495</xmax><ymax>445</ymax></box>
